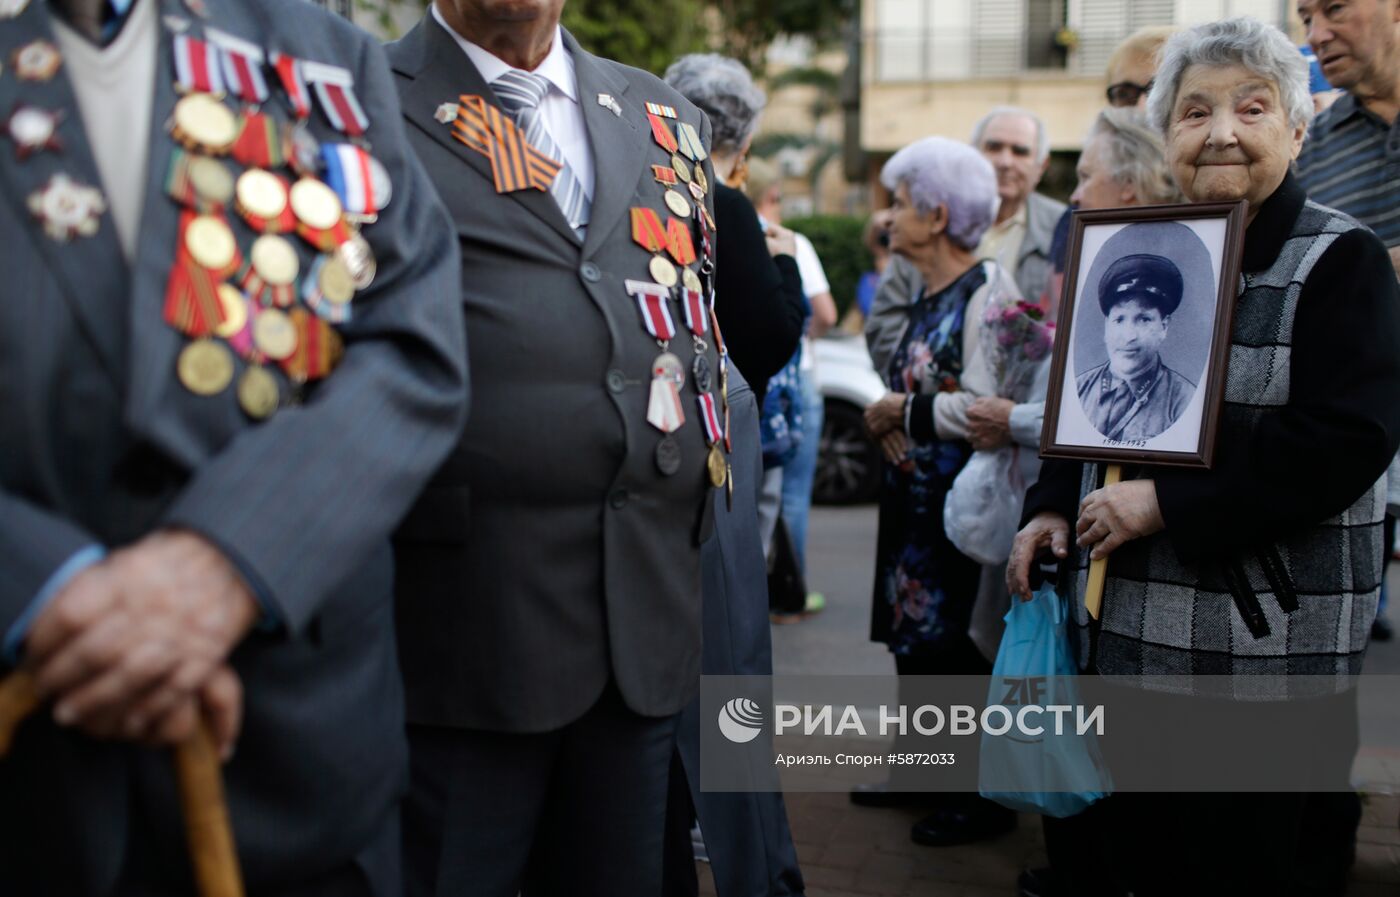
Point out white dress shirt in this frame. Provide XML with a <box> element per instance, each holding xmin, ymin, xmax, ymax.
<box><xmin>431</xmin><ymin>6</ymin><xmax>595</xmax><ymax>207</ymax></box>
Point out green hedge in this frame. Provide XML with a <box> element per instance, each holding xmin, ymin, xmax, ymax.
<box><xmin>784</xmin><ymin>214</ymin><xmax>873</xmax><ymax>319</ymax></box>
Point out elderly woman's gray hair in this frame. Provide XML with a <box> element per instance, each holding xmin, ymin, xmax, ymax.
<box><xmin>663</xmin><ymin>54</ymin><xmax>766</xmax><ymax>157</ymax></box>
<box><xmin>1089</xmin><ymin>108</ymin><xmax>1183</xmax><ymax>205</ymax></box>
<box><xmin>880</xmin><ymin>136</ymin><xmax>999</xmax><ymax>251</ymax></box>
<box><xmin>1146</xmin><ymin>17</ymin><xmax>1313</xmax><ymax>135</ymax></box>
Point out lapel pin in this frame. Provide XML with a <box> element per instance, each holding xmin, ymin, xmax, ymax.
<box><xmin>28</xmin><ymin>174</ymin><xmax>106</xmax><ymax>241</ymax></box>
<box><xmin>13</xmin><ymin>39</ymin><xmax>61</xmax><ymax>82</ymax></box>
<box><xmin>435</xmin><ymin>102</ymin><xmax>459</xmax><ymax>125</ymax></box>
<box><xmin>163</xmin><ymin>14</ymin><xmax>191</xmax><ymax>32</ymax></box>
<box><xmin>597</xmin><ymin>94</ymin><xmax>621</xmax><ymax>117</ymax></box>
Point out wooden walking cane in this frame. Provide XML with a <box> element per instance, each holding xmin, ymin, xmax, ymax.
<box><xmin>0</xmin><ymin>671</ymin><xmax>245</xmax><ymax>897</ymax></box>
<box><xmin>1081</xmin><ymin>463</ymin><xmax>1121</xmax><ymax>621</ymax></box>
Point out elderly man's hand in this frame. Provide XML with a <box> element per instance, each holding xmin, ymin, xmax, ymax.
<box><xmin>967</xmin><ymin>397</ymin><xmax>1014</xmax><ymax>450</ymax></box>
<box><xmin>26</xmin><ymin>530</ymin><xmax>260</xmax><ymax>747</ymax></box>
<box><xmin>1076</xmin><ymin>480</ymin><xmax>1164</xmax><ymax>561</ymax></box>
<box><xmin>1006</xmin><ymin>512</ymin><xmax>1070</xmax><ymax>600</ymax></box>
<box><xmin>864</xmin><ymin>392</ymin><xmax>906</xmax><ymax>438</ymax></box>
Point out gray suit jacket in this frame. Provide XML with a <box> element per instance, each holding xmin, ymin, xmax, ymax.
<box><xmin>866</xmin><ymin>191</ymin><xmax>1065</xmax><ymax>374</ymax></box>
<box><xmin>0</xmin><ymin>1</ymin><xmax>467</xmax><ymax>893</ymax></box>
<box><xmin>388</xmin><ymin>18</ymin><xmax>720</xmax><ymax>732</ymax></box>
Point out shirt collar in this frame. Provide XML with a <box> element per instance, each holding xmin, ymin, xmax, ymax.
<box><xmin>1240</xmin><ymin>170</ymin><xmax>1307</xmax><ymax>274</ymax></box>
<box><xmin>430</xmin><ymin>6</ymin><xmax>578</xmax><ymax>103</ymax></box>
<box><xmin>1103</xmin><ymin>355</ymin><xmax>1163</xmax><ymax>396</ymax></box>
<box><xmin>990</xmin><ymin>201</ymin><xmax>1028</xmax><ymax>234</ymax></box>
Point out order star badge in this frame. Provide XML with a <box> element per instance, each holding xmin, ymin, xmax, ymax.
<box><xmin>5</xmin><ymin>104</ymin><xmax>63</xmax><ymax>159</ymax></box>
<box><xmin>28</xmin><ymin>174</ymin><xmax>106</xmax><ymax>241</ymax></box>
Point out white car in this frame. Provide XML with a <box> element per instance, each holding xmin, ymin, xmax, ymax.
<box><xmin>812</xmin><ymin>334</ymin><xmax>887</xmax><ymax>505</ymax></box>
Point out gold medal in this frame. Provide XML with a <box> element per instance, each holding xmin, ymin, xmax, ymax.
<box><xmin>185</xmin><ymin>214</ymin><xmax>236</xmax><ymax>271</ymax></box>
<box><xmin>250</xmin><ymin>234</ymin><xmax>299</xmax><ymax>287</ymax></box>
<box><xmin>318</xmin><ymin>253</ymin><xmax>355</xmax><ymax>305</ymax></box>
<box><xmin>707</xmin><ymin>443</ymin><xmax>727</xmax><ymax>488</ymax></box>
<box><xmin>237</xmin><ymin>365</ymin><xmax>280</xmax><ymax>419</ymax></box>
<box><xmin>337</xmin><ymin>232</ymin><xmax>377</xmax><ymax>290</ymax></box>
<box><xmin>290</xmin><ymin>177</ymin><xmax>343</xmax><ymax>231</ymax></box>
<box><xmin>649</xmin><ymin>255</ymin><xmax>678</xmax><ymax>288</ymax></box>
<box><xmin>671</xmin><ymin>155</ymin><xmax>691</xmax><ymax>184</ymax></box>
<box><xmin>236</xmin><ymin>169</ymin><xmax>288</xmax><ymax>221</ymax></box>
<box><xmin>694</xmin><ymin>165</ymin><xmax>709</xmax><ymax>195</ymax></box>
<box><xmin>177</xmin><ymin>338</ymin><xmax>233</xmax><ymax>395</ymax></box>
<box><xmin>213</xmin><ymin>284</ymin><xmax>248</xmax><ymax>338</ymax></box>
<box><xmin>682</xmin><ymin>267</ymin><xmax>703</xmax><ymax>293</ymax></box>
<box><xmin>664</xmin><ymin>189</ymin><xmax>691</xmax><ymax>218</ymax></box>
<box><xmin>171</xmin><ymin>93</ymin><xmax>237</xmax><ymax>155</ymax></box>
<box><xmin>187</xmin><ymin>155</ymin><xmax>234</xmax><ymax>207</ymax></box>
<box><xmin>253</xmin><ymin>308</ymin><xmax>297</xmax><ymax>360</ymax></box>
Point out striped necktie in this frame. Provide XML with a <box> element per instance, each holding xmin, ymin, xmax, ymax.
<box><xmin>491</xmin><ymin>69</ymin><xmax>590</xmax><ymax>234</ymax></box>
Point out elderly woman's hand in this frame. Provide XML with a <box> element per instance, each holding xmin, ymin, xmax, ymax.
<box><xmin>864</xmin><ymin>392</ymin><xmax>905</xmax><ymax>438</ymax></box>
<box><xmin>764</xmin><ymin>223</ymin><xmax>796</xmax><ymax>259</ymax></box>
<box><xmin>878</xmin><ymin>429</ymin><xmax>909</xmax><ymax>465</ymax></box>
<box><xmin>1006</xmin><ymin>512</ymin><xmax>1070</xmax><ymax>601</ymax></box>
<box><xmin>1076</xmin><ymin>480</ymin><xmax>1164</xmax><ymax>561</ymax></box>
<box><xmin>967</xmin><ymin>397</ymin><xmax>1014</xmax><ymax>450</ymax></box>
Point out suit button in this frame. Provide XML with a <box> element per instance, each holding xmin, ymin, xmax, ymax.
<box><xmin>580</xmin><ymin>262</ymin><xmax>602</xmax><ymax>283</ymax></box>
<box><xmin>609</xmin><ymin>489</ymin><xmax>629</xmax><ymax>509</ymax></box>
<box><xmin>606</xmin><ymin>369</ymin><xmax>626</xmax><ymax>393</ymax></box>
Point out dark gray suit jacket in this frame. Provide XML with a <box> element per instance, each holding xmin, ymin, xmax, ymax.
<box><xmin>0</xmin><ymin>1</ymin><xmax>467</xmax><ymax>893</ymax></box>
<box><xmin>388</xmin><ymin>17</ymin><xmax>720</xmax><ymax>733</ymax></box>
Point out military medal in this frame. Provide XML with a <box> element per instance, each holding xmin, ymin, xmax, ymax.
<box><xmin>217</xmin><ymin>40</ymin><xmax>270</xmax><ymax>107</ymax></box>
<box><xmin>252</xmin><ymin>307</ymin><xmax>297</xmax><ymax>360</ymax></box>
<box><xmin>231</xmin><ymin>112</ymin><xmax>287</xmax><ymax>169</ymax></box>
<box><xmin>13</xmin><ymin>40</ymin><xmax>60</xmax><ymax>82</ymax></box>
<box><xmin>241</xmin><ymin>234</ymin><xmax>299</xmax><ymax>307</ymax></box>
<box><xmin>213</xmin><ymin>283</ymin><xmax>254</xmax><ymax>357</ymax></box>
<box><xmin>271</xmin><ymin>53</ymin><xmax>312</xmax><ymax>121</ymax></box>
<box><xmin>645</xmin><ymin>102</ymin><xmax>677</xmax><ymax>119</ymax></box>
<box><xmin>172</xmin><ymin>34</ymin><xmax>226</xmax><ymax>96</ymax></box>
<box><xmin>671</xmin><ymin>155</ymin><xmax>692</xmax><ymax>184</ymax></box>
<box><xmin>302</xmin><ymin>253</ymin><xmax>355</xmax><ymax>323</ymax></box>
<box><xmin>282</xmin><ymin>308</ymin><xmax>343</xmax><ymax>382</ymax></box>
<box><xmin>166</xmin><ymin>149</ymin><xmax>234</xmax><ymax>210</ymax></box>
<box><xmin>651</xmin><ymin>164</ymin><xmax>678</xmax><ymax>187</ymax></box>
<box><xmin>655</xmin><ymin>435</ymin><xmax>681</xmax><ymax>476</ymax></box>
<box><xmin>677</xmin><ymin>121</ymin><xmax>707</xmax><ymax>162</ymax></box>
<box><xmin>665</xmin><ymin>217</ymin><xmax>697</xmax><ymax>267</ymax></box>
<box><xmin>291</xmin><ymin>176</ymin><xmax>364</xmax><ymax>280</ymax></box>
<box><xmin>663</xmin><ymin>189</ymin><xmax>690</xmax><ymax>218</ymax></box>
<box><xmin>164</xmin><ymin>213</ymin><xmax>235</xmax><ymax>336</ymax></box>
<box><xmin>235</xmin><ymin>168</ymin><xmax>294</xmax><ymax>232</ymax></box>
<box><xmin>322</xmin><ymin>143</ymin><xmax>392</xmax><ymax>218</ymax></box>
<box><xmin>285</xmin><ymin>124</ymin><xmax>322</xmax><ymax>178</ymax></box>
<box><xmin>185</xmin><ymin>214</ymin><xmax>238</xmax><ymax>272</ymax></box>
<box><xmin>693</xmin><ymin>165</ymin><xmax>709</xmax><ymax>195</ymax></box>
<box><xmin>28</xmin><ymin>174</ymin><xmax>105</xmax><ymax>241</ymax></box>
<box><xmin>5</xmin><ymin>105</ymin><xmax>62</xmax><ymax>159</ymax></box>
<box><xmin>177</xmin><ymin>339</ymin><xmax>234</xmax><ymax>395</ymax></box>
<box><xmin>237</xmin><ymin>365</ymin><xmax>279</xmax><ymax>419</ymax></box>
<box><xmin>631</xmin><ymin>207</ymin><xmax>677</xmax><ymax>288</ymax></box>
<box><xmin>647</xmin><ymin>112</ymin><xmax>689</xmax><ymax>180</ymax></box>
<box><xmin>171</xmin><ymin>93</ymin><xmax>239</xmax><ymax>155</ymax></box>
<box><xmin>698</xmin><ymin>394</ymin><xmax>726</xmax><ymax>487</ymax></box>
<box><xmin>647</xmin><ymin>351</ymin><xmax>686</xmax><ymax>434</ymax></box>
<box><xmin>692</xmin><ymin>353</ymin><xmax>713</xmax><ymax>394</ymax></box>
<box><xmin>338</xmin><ymin>232</ymin><xmax>376</xmax><ymax>290</ymax></box>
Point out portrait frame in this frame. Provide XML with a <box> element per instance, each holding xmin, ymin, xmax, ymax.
<box><xmin>1040</xmin><ymin>200</ymin><xmax>1247</xmax><ymax>469</ymax></box>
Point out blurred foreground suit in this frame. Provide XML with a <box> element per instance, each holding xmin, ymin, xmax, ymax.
<box><xmin>0</xmin><ymin>1</ymin><xmax>468</xmax><ymax>894</ymax></box>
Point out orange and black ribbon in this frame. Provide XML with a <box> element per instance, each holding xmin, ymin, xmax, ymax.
<box><xmin>165</xmin><ymin>211</ymin><xmax>235</xmax><ymax>337</ymax></box>
<box><xmin>630</xmin><ymin>207</ymin><xmax>666</xmax><ymax>253</ymax></box>
<box><xmin>282</xmin><ymin>308</ymin><xmax>343</xmax><ymax>382</ymax></box>
<box><xmin>451</xmin><ymin>94</ymin><xmax>560</xmax><ymax>194</ymax></box>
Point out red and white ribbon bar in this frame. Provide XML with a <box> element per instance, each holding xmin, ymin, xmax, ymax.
<box><xmin>697</xmin><ymin>393</ymin><xmax>723</xmax><ymax>445</ymax></box>
<box><xmin>173</xmin><ymin>34</ymin><xmax>226</xmax><ymax>95</ymax></box>
<box><xmin>303</xmin><ymin>61</ymin><xmax>369</xmax><ymax>137</ymax></box>
<box><xmin>645</xmin><ymin>102</ymin><xmax>677</xmax><ymax>118</ymax></box>
<box><xmin>626</xmin><ymin>279</ymin><xmax>675</xmax><ymax>342</ymax></box>
<box><xmin>682</xmin><ymin>287</ymin><xmax>707</xmax><ymax>337</ymax></box>
<box><xmin>271</xmin><ymin>52</ymin><xmax>312</xmax><ymax>120</ymax></box>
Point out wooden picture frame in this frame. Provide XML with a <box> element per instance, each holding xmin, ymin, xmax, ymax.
<box><xmin>1039</xmin><ymin>201</ymin><xmax>1247</xmax><ymax>469</ymax></box>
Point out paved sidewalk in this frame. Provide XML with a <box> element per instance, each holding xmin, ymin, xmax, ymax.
<box><xmin>697</xmin><ymin>790</ymin><xmax>1400</xmax><ymax>897</ymax></box>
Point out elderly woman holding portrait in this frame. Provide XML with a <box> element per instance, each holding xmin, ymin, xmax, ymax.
<box><xmin>858</xmin><ymin>137</ymin><xmax>1021</xmax><ymax>846</ymax></box>
<box><xmin>1009</xmin><ymin>18</ymin><xmax>1400</xmax><ymax>894</ymax></box>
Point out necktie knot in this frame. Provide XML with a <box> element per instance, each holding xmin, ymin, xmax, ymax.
<box><xmin>492</xmin><ymin>70</ymin><xmax>550</xmax><ymax>116</ymax></box>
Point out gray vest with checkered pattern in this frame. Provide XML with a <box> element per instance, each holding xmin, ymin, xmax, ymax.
<box><xmin>1068</xmin><ymin>201</ymin><xmax>1384</xmax><ymax>699</ymax></box>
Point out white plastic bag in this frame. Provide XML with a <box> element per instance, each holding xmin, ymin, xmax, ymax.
<box><xmin>944</xmin><ymin>446</ymin><xmax>1024</xmax><ymax>565</ymax></box>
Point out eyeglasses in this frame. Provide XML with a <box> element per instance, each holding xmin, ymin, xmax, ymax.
<box><xmin>1106</xmin><ymin>80</ymin><xmax>1153</xmax><ymax>108</ymax></box>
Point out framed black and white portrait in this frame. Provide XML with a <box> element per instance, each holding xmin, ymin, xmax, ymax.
<box><xmin>1041</xmin><ymin>201</ymin><xmax>1246</xmax><ymax>468</ymax></box>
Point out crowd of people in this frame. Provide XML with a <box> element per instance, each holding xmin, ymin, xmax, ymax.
<box><xmin>0</xmin><ymin>0</ymin><xmax>1396</xmax><ymax>896</ymax></box>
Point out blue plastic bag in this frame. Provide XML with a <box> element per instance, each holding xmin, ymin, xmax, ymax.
<box><xmin>978</xmin><ymin>584</ymin><xmax>1112</xmax><ymax>818</ymax></box>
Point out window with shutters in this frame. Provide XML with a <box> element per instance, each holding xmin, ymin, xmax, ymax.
<box><xmin>1025</xmin><ymin>0</ymin><xmax>1069</xmax><ymax>69</ymax></box>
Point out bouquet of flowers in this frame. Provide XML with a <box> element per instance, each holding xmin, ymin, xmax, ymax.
<box><xmin>945</xmin><ymin>289</ymin><xmax>1056</xmax><ymax>565</ymax></box>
